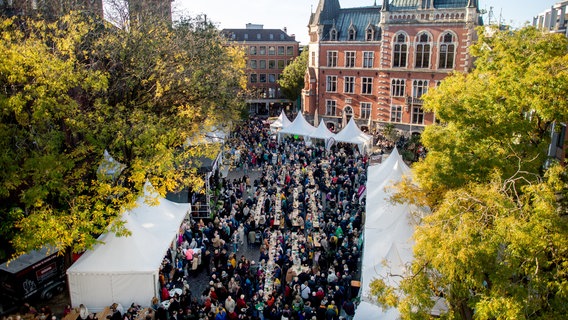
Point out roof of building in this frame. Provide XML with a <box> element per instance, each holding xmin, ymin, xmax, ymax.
<box><xmin>389</xmin><ymin>0</ymin><xmax>471</xmax><ymax>11</ymax></box>
<box><xmin>221</xmin><ymin>28</ymin><xmax>298</xmax><ymax>43</ymax></box>
<box><xmin>320</xmin><ymin>6</ymin><xmax>382</xmax><ymax>41</ymax></box>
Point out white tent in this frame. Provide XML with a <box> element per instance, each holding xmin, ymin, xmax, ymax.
<box><xmin>270</xmin><ymin>110</ymin><xmax>292</xmax><ymax>132</ymax></box>
<box><xmin>67</xmin><ymin>185</ymin><xmax>189</xmax><ymax>311</ymax></box>
<box><xmin>277</xmin><ymin>112</ymin><xmax>316</xmax><ymax>143</ymax></box>
<box><xmin>333</xmin><ymin>118</ymin><xmax>373</xmax><ymax>154</ymax></box>
<box><xmin>308</xmin><ymin>119</ymin><xmax>336</xmax><ymax>141</ymax></box>
<box><xmin>354</xmin><ymin>149</ymin><xmax>419</xmax><ymax>320</ymax></box>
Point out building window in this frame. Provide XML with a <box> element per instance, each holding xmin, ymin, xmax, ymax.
<box><xmin>269</xmin><ymin>74</ymin><xmax>276</xmax><ymax>83</ymax></box>
<box><xmin>287</xmin><ymin>46</ymin><xmax>294</xmax><ymax>55</ymax></box>
<box><xmin>250</xmin><ymin>60</ymin><xmax>257</xmax><ymax>69</ymax></box>
<box><xmin>268</xmin><ymin>46</ymin><xmax>276</xmax><ymax>55</ymax></box>
<box><xmin>415</xmin><ymin>32</ymin><xmax>431</xmax><ymax>68</ymax></box>
<box><xmin>348</xmin><ymin>27</ymin><xmax>356</xmax><ymax>40</ymax></box>
<box><xmin>327</xmin><ymin>51</ymin><xmax>338</xmax><ymax>67</ymax></box>
<box><xmin>412</xmin><ymin>80</ymin><xmax>429</xmax><ymax>98</ymax></box>
<box><xmin>311</xmin><ymin>51</ymin><xmax>316</xmax><ymax>66</ymax></box>
<box><xmin>269</xmin><ymin>34</ymin><xmax>274</xmax><ymax>40</ymax></box>
<box><xmin>278</xmin><ymin>60</ymin><xmax>285</xmax><ymax>69</ymax></box>
<box><xmin>557</xmin><ymin>125</ymin><xmax>566</xmax><ymax>148</ymax></box>
<box><xmin>250</xmin><ymin>74</ymin><xmax>257</xmax><ymax>83</ymax></box>
<box><xmin>268</xmin><ymin>60</ymin><xmax>276</xmax><ymax>69</ymax></box>
<box><xmin>256</xmin><ymin>33</ymin><xmax>261</xmax><ymax>40</ymax></box>
<box><xmin>393</xmin><ymin>33</ymin><xmax>408</xmax><ymax>68</ymax></box>
<box><xmin>439</xmin><ymin>32</ymin><xmax>456</xmax><ymax>69</ymax></box>
<box><xmin>326</xmin><ymin>75</ymin><xmax>338</xmax><ymax>92</ymax></box>
<box><xmin>361</xmin><ymin>102</ymin><xmax>372</xmax><ymax>119</ymax></box>
<box><xmin>366</xmin><ymin>27</ymin><xmax>374</xmax><ymax>41</ymax></box>
<box><xmin>250</xmin><ymin>46</ymin><xmax>257</xmax><ymax>55</ymax></box>
<box><xmin>412</xmin><ymin>106</ymin><xmax>424</xmax><ymax>124</ymax></box>
<box><xmin>345</xmin><ymin>51</ymin><xmax>355</xmax><ymax>68</ymax></box>
<box><xmin>330</xmin><ymin>28</ymin><xmax>338</xmax><ymax>41</ymax></box>
<box><xmin>269</xmin><ymin>88</ymin><xmax>276</xmax><ymax>98</ymax></box>
<box><xmin>390</xmin><ymin>105</ymin><xmax>402</xmax><ymax>122</ymax></box>
<box><xmin>259</xmin><ymin>74</ymin><xmax>266</xmax><ymax>83</ymax></box>
<box><xmin>259</xmin><ymin>46</ymin><xmax>266</xmax><ymax>55</ymax></box>
<box><xmin>278</xmin><ymin>46</ymin><xmax>285</xmax><ymax>55</ymax></box>
<box><xmin>280</xmin><ymin>34</ymin><xmax>285</xmax><ymax>40</ymax></box>
<box><xmin>361</xmin><ymin>77</ymin><xmax>373</xmax><ymax>95</ymax></box>
<box><xmin>391</xmin><ymin>79</ymin><xmax>406</xmax><ymax>97</ymax></box>
<box><xmin>259</xmin><ymin>60</ymin><xmax>266</xmax><ymax>69</ymax></box>
<box><xmin>363</xmin><ymin>51</ymin><xmax>374</xmax><ymax>68</ymax></box>
<box><xmin>244</xmin><ymin>34</ymin><xmax>249</xmax><ymax>40</ymax></box>
<box><xmin>344</xmin><ymin>76</ymin><xmax>355</xmax><ymax>93</ymax></box>
<box><xmin>326</xmin><ymin>100</ymin><xmax>337</xmax><ymax>116</ymax></box>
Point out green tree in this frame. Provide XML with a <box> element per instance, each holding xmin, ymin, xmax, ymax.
<box><xmin>372</xmin><ymin>26</ymin><xmax>568</xmax><ymax>319</ymax></box>
<box><xmin>278</xmin><ymin>48</ymin><xmax>308</xmax><ymax>102</ymax></box>
<box><xmin>0</xmin><ymin>12</ymin><xmax>246</xmax><ymax>259</ymax></box>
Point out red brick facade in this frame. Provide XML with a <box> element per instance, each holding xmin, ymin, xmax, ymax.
<box><xmin>303</xmin><ymin>0</ymin><xmax>481</xmax><ymax>133</ymax></box>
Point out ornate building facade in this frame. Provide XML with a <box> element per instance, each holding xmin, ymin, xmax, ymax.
<box><xmin>222</xmin><ymin>24</ymin><xmax>300</xmax><ymax>117</ymax></box>
<box><xmin>303</xmin><ymin>0</ymin><xmax>481</xmax><ymax>133</ymax></box>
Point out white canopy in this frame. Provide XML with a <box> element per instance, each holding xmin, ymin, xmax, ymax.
<box><xmin>270</xmin><ymin>110</ymin><xmax>292</xmax><ymax>132</ymax></box>
<box><xmin>277</xmin><ymin>112</ymin><xmax>316</xmax><ymax>142</ymax></box>
<box><xmin>67</xmin><ymin>184</ymin><xmax>189</xmax><ymax>311</ymax></box>
<box><xmin>334</xmin><ymin>118</ymin><xmax>373</xmax><ymax>154</ymax></box>
<box><xmin>354</xmin><ymin>149</ymin><xmax>419</xmax><ymax>320</ymax></box>
<box><xmin>308</xmin><ymin>119</ymin><xmax>336</xmax><ymax>141</ymax></box>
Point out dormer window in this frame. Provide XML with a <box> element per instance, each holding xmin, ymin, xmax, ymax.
<box><xmin>330</xmin><ymin>28</ymin><xmax>338</xmax><ymax>41</ymax></box>
<box><xmin>366</xmin><ymin>27</ymin><xmax>374</xmax><ymax>41</ymax></box>
<box><xmin>257</xmin><ymin>33</ymin><xmax>261</xmax><ymax>40</ymax></box>
<box><xmin>348</xmin><ymin>26</ymin><xmax>356</xmax><ymax>41</ymax></box>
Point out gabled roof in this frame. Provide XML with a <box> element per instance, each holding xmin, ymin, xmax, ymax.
<box><xmin>221</xmin><ymin>28</ymin><xmax>298</xmax><ymax>42</ymax></box>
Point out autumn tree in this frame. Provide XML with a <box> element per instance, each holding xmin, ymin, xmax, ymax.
<box><xmin>0</xmin><ymin>12</ymin><xmax>246</xmax><ymax>259</ymax></box>
<box><xmin>372</xmin><ymin>26</ymin><xmax>568</xmax><ymax>319</ymax></box>
<box><xmin>278</xmin><ymin>48</ymin><xmax>308</xmax><ymax>102</ymax></box>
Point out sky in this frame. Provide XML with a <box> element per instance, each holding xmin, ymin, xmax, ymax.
<box><xmin>173</xmin><ymin>0</ymin><xmax>561</xmax><ymax>45</ymax></box>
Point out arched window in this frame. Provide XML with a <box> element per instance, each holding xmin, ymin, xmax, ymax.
<box><xmin>366</xmin><ymin>27</ymin><xmax>374</xmax><ymax>41</ymax></box>
<box><xmin>393</xmin><ymin>33</ymin><xmax>408</xmax><ymax>68</ymax></box>
<box><xmin>348</xmin><ymin>26</ymin><xmax>356</xmax><ymax>40</ymax></box>
<box><xmin>439</xmin><ymin>32</ymin><xmax>456</xmax><ymax>69</ymax></box>
<box><xmin>415</xmin><ymin>32</ymin><xmax>431</xmax><ymax>68</ymax></box>
<box><xmin>330</xmin><ymin>28</ymin><xmax>338</xmax><ymax>41</ymax></box>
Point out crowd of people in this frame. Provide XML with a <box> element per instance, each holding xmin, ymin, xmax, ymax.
<box><xmin>6</xmin><ymin>115</ymin><xmax>384</xmax><ymax>320</ymax></box>
<box><xmin>153</xmin><ymin>116</ymin><xmax>371</xmax><ymax>320</ymax></box>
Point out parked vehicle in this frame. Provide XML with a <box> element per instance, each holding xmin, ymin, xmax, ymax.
<box><xmin>0</xmin><ymin>247</ymin><xmax>66</xmax><ymax>315</ymax></box>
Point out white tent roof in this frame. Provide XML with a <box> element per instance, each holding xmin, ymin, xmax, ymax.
<box><xmin>334</xmin><ymin>118</ymin><xmax>373</xmax><ymax>153</ymax></box>
<box><xmin>270</xmin><ymin>110</ymin><xmax>292</xmax><ymax>131</ymax></box>
<box><xmin>277</xmin><ymin>112</ymin><xmax>316</xmax><ymax>141</ymax></box>
<box><xmin>308</xmin><ymin>119</ymin><xmax>336</xmax><ymax>141</ymax></box>
<box><xmin>355</xmin><ymin>149</ymin><xmax>419</xmax><ymax>320</ymax></box>
<box><xmin>67</xmin><ymin>184</ymin><xmax>189</xmax><ymax>310</ymax></box>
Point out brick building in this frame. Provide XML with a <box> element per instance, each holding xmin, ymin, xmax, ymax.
<box><xmin>222</xmin><ymin>24</ymin><xmax>300</xmax><ymax>117</ymax></box>
<box><xmin>303</xmin><ymin>0</ymin><xmax>481</xmax><ymax>133</ymax></box>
